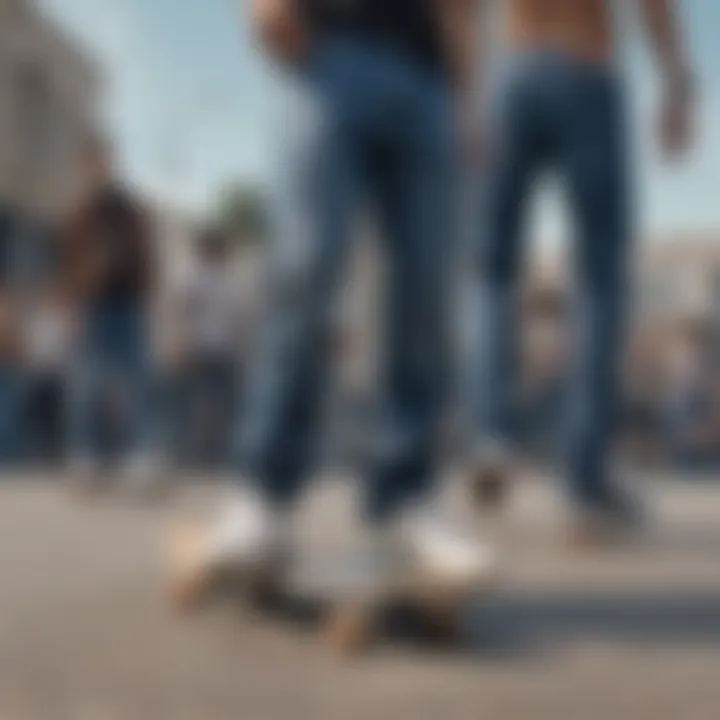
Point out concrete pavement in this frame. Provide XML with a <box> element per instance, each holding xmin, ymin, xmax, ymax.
<box><xmin>1</xmin><ymin>472</ymin><xmax>719</xmax><ymax>719</ymax></box>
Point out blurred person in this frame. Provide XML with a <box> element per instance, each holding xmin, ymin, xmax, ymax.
<box><xmin>620</xmin><ymin>359</ymin><xmax>665</xmax><ymax>469</ymax></box>
<box><xmin>0</xmin><ymin>204</ymin><xmax>18</xmax><ymax>289</ymax></box>
<box><xmin>663</xmin><ymin>321</ymin><xmax>717</xmax><ymax>469</ymax></box>
<box><xmin>0</xmin><ymin>286</ymin><xmax>23</xmax><ymax>464</ymax></box>
<box><xmin>173</xmin><ymin>228</ymin><xmax>245</xmax><ymax>469</ymax></box>
<box><xmin>0</xmin><ymin>205</ymin><xmax>23</xmax><ymax>464</ymax></box>
<box><xmin>22</xmin><ymin>280</ymin><xmax>76</xmax><ymax>466</ymax></box>
<box><xmin>170</xmin><ymin>0</ymin><xmax>495</xmax><ymax>603</ymax></box>
<box><xmin>468</xmin><ymin>0</ymin><xmax>696</xmax><ymax>538</ymax></box>
<box><xmin>516</xmin><ymin>288</ymin><xmax>568</xmax><ymax>461</ymax></box>
<box><xmin>62</xmin><ymin>136</ymin><xmax>160</xmax><ymax>493</ymax></box>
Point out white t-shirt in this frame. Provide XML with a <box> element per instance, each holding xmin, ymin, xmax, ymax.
<box><xmin>179</xmin><ymin>261</ymin><xmax>245</xmax><ymax>358</ymax></box>
<box><xmin>24</xmin><ymin>303</ymin><xmax>74</xmax><ymax>373</ymax></box>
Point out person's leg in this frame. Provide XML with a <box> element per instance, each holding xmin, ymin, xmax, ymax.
<box><xmin>363</xmin><ymin>77</ymin><xmax>455</xmax><ymax>521</ymax></box>
<box><xmin>48</xmin><ymin>373</ymin><xmax>66</xmax><ymax>465</ymax></box>
<box><xmin>471</xmin><ymin>67</ymin><xmax>541</xmax><ymax>452</ymax></box>
<box><xmin>0</xmin><ymin>365</ymin><xmax>23</xmax><ymax>463</ymax></box>
<box><xmin>30</xmin><ymin>375</ymin><xmax>60</xmax><ymax>465</ymax></box>
<box><xmin>355</xmin><ymin>60</ymin><xmax>495</xmax><ymax>589</ymax></box>
<box><xmin>560</xmin><ymin>68</ymin><xmax>633</xmax><ymax>511</ymax></box>
<box><xmin>67</xmin><ymin>306</ymin><xmax>107</xmax><ymax>475</ymax></box>
<box><xmin>182</xmin><ymin>356</ymin><xmax>209</xmax><ymax>468</ymax></box>
<box><xmin>466</xmin><ymin>61</ymin><xmax>546</xmax><ymax>507</ymax></box>
<box><xmin>234</xmin><ymin>65</ymin><xmax>360</xmax><ymax>508</ymax></box>
<box><xmin>214</xmin><ymin>357</ymin><xmax>238</xmax><ymax>470</ymax></box>
<box><xmin>161</xmin><ymin>362</ymin><xmax>189</xmax><ymax>469</ymax></box>
<box><xmin>24</xmin><ymin>374</ymin><xmax>45</xmax><ymax>463</ymax></box>
<box><xmin>114</xmin><ymin>300</ymin><xmax>165</xmax><ymax>488</ymax></box>
<box><xmin>189</xmin><ymin>356</ymin><xmax>228</xmax><ymax>469</ymax></box>
<box><xmin>167</xmin><ymin>52</ymin><xmax>364</xmax><ymax>607</ymax></box>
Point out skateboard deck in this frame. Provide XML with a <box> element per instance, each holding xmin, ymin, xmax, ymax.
<box><xmin>166</xmin><ymin>524</ymin><xmax>487</xmax><ymax>655</ymax></box>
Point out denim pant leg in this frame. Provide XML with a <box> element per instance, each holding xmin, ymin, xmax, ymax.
<box><xmin>472</xmin><ymin>71</ymin><xmax>540</xmax><ymax>446</ymax></box>
<box><xmin>69</xmin><ymin>310</ymin><xmax>108</xmax><ymax>461</ymax></box>
<box><xmin>561</xmin><ymin>74</ymin><xmax>631</xmax><ymax>503</ymax></box>
<box><xmin>0</xmin><ymin>366</ymin><xmax>24</xmax><ymax>463</ymax></box>
<box><xmin>69</xmin><ymin>301</ymin><xmax>154</xmax><ymax>462</ymax></box>
<box><xmin>213</xmin><ymin>359</ymin><xmax>238</xmax><ymax>468</ymax></box>
<box><xmin>234</xmin><ymin>65</ymin><xmax>359</xmax><ymax>506</ymax></box>
<box><xmin>184</xmin><ymin>357</ymin><xmax>236</xmax><ymax>468</ymax></box>
<box><xmin>114</xmin><ymin>305</ymin><xmax>155</xmax><ymax>460</ymax></box>
<box><xmin>363</xmin><ymin>76</ymin><xmax>456</xmax><ymax>520</ymax></box>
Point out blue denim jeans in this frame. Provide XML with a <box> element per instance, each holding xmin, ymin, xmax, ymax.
<box><xmin>0</xmin><ymin>364</ymin><xmax>25</xmax><ymax>463</ymax></box>
<box><xmin>472</xmin><ymin>52</ymin><xmax>632</xmax><ymax>505</ymax></box>
<box><xmin>179</xmin><ymin>354</ymin><xmax>237</xmax><ymax>469</ymax></box>
<box><xmin>235</xmin><ymin>39</ymin><xmax>455</xmax><ymax>520</ymax></box>
<box><xmin>69</xmin><ymin>298</ymin><xmax>154</xmax><ymax>462</ymax></box>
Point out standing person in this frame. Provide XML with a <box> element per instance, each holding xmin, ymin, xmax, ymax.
<box><xmin>469</xmin><ymin>0</ymin><xmax>696</xmax><ymax>537</ymax></box>
<box><xmin>23</xmin><ymin>280</ymin><xmax>75</xmax><ymax>466</ymax></box>
<box><xmin>63</xmin><ymin>137</ymin><xmax>160</xmax><ymax>493</ymax></box>
<box><xmin>0</xmin><ymin>205</ymin><xmax>23</xmax><ymax>465</ymax></box>
<box><xmin>174</xmin><ymin>228</ymin><xmax>245</xmax><ymax>470</ymax></box>
<box><xmin>171</xmin><ymin>0</ymin><xmax>493</xmax><ymax>600</ymax></box>
<box><xmin>0</xmin><ymin>286</ymin><xmax>22</xmax><ymax>464</ymax></box>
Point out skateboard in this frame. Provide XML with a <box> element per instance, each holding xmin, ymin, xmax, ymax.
<box><xmin>320</xmin><ymin>568</ymin><xmax>480</xmax><ymax>655</ymax></box>
<box><xmin>165</xmin><ymin>524</ymin><xmax>488</xmax><ymax>655</ymax></box>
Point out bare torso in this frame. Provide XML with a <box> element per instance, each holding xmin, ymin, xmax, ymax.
<box><xmin>507</xmin><ymin>0</ymin><xmax>615</xmax><ymax>64</ymax></box>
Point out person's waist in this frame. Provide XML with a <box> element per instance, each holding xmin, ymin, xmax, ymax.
<box><xmin>505</xmin><ymin>17</ymin><xmax>614</xmax><ymax>65</ymax></box>
<box><xmin>313</xmin><ymin>29</ymin><xmax>444</xmax><ymax>77</ymax></box>
<box><xmin>501</xmin><ymin>46</ymin><xmax>619</xmax><ymax>86</ymax></box>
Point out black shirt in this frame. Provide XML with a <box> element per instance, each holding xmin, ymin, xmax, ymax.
<box><xmin>79</xmin><ymin>184</ymin><xmax>152</xmax><ymax>303</ymax></box>
<box><xmin>301</xmin><ymin>0</ymin><xmax>445</xmax><ymax>75</ymax></box>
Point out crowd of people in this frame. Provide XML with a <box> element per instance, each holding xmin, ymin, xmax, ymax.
<box><xmin>1</xmin><ymin>202</ymin><xmax>719</xmax><ymax>487</ymax></box>
<box><xmin>2</xmin><ymin>187</ymin><xmax>720</xmax><ymax>486</ymax></box>
<box><xmin>0</xmin><ymin>144</ymin><xmax>261</xmax><ymax>479</ymax></box>
<box><xmin>516</xmin><ymin>292</ymin><xmax>720</xmax><ymax>471</ymax></box>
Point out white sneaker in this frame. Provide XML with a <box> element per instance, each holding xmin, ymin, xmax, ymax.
<box><xmin>166</xmin><ymin>485</ymin><xmax>287</xmax><ymax>611</ymax></box>
<box><xmin>203</xmin><ymin>487</ymin><xmax>285</xmax><ymax>566</ymax></box>
<box><xmin>398</xmin><ymin>500</ymin><xmax>497</xmax><ymax>591</ymax></box>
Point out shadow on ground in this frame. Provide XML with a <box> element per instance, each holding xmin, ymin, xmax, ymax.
<box><xmin>468</xmin><ymin>588</ymin><xmax>720</xmax><ymax>659</ymax></box>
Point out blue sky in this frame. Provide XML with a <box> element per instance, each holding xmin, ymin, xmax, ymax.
<box><xmin>41</xmin><ymin>0</ymin><xmax>720</xmax><ymax>239</ymax></box>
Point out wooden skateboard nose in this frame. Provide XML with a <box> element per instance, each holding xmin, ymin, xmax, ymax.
<box><xmin>165</xmin><ymin>524</ymin><xmax>214</xmax><ymax>614</ymax></box>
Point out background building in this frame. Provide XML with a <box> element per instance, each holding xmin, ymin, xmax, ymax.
<box><xmin>0</xmin><ymin>0</ymin><xmax>99</xmax><ymax>217</ymax></box>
